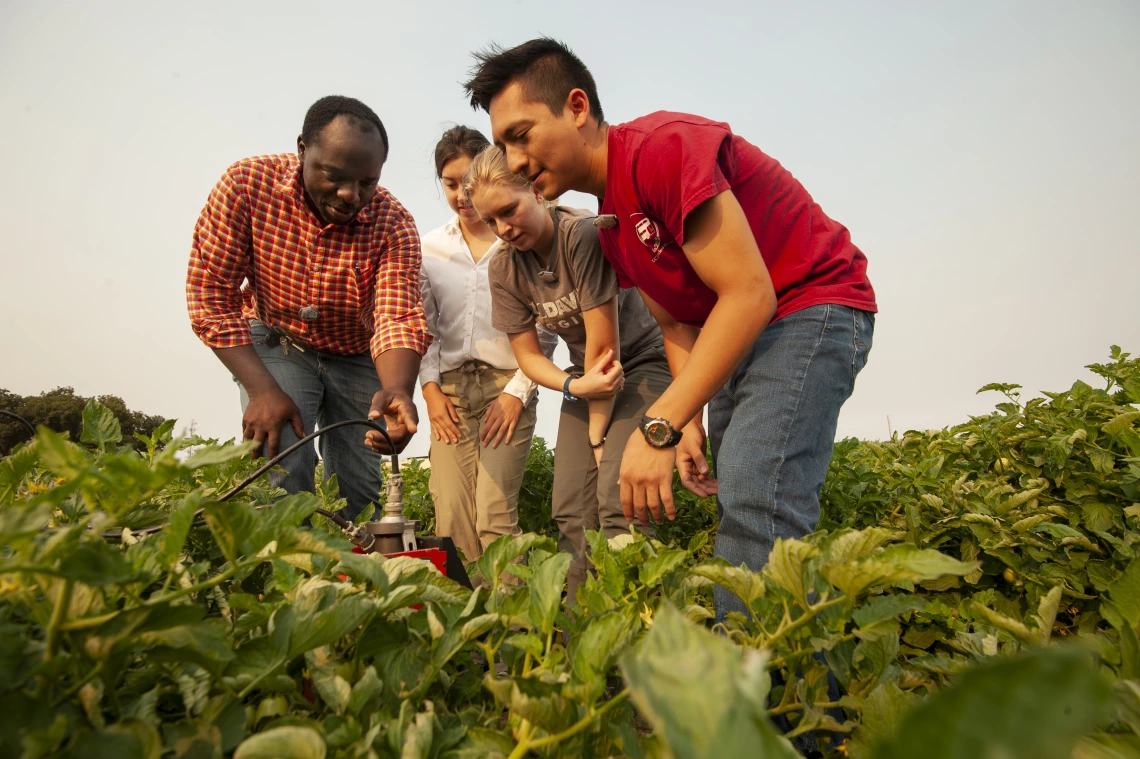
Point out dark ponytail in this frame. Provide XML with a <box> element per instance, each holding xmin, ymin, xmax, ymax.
<box><xmin>433</xmin><ymin>125</ymin><xmax>491</xmax><ymax>177</ymax></box>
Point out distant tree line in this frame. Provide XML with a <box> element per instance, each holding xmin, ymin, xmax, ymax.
<box><xmin>1</xmin><ymin>387</ymin><xmax>168</xmax><ymax>455</ymax></box>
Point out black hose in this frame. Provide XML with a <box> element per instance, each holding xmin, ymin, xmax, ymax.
<box><xmin>0</xmin><ymin>410</ymin><xmax>36</xmax><ymax>437</ymax></box>
<box><xmin>218</xmin><ymin>419</ymin><xmax>397</xmax><ymax>501</ymax></box>
<box><xmin>103</xmin><ymin>419</ymin><xmax>397</xmax><ymax>538</ymax></box>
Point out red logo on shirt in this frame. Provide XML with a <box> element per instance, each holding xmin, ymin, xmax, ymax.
<box><xmin>631</xmin><ymin>213</ymin><xmax>665</xmax><ymax>262</ymax></box>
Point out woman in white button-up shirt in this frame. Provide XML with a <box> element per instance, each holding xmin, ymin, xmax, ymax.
<box><xmin>419</xmin><ymin>126</ymin><xmax>557</xmax><ymax>567</ymax></box>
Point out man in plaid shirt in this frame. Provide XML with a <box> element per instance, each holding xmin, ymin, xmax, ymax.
<box><xmin>187</xmin><ymin>95</ymin><xmax>430</xmax><ymax>519</ymax></box>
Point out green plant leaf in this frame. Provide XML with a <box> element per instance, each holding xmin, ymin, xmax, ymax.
<box><xmin>1103</xmin><ymin>411</ymin><xmax>1140</xmax><ymax>436</ymax></box>
<box><xmin>81</xmin><ymin>400</ymin><xmax>123</xmax><ymax>450</ymax></box>
<box><xmin>571</xmin><ymin>610</ymin><xmax>634</xmax><ymax>699</ymax></box>
<box><xmin>875</xmin><ymin>647</ymin><xmax>1114</xmax><ymax>759</ymax></box>
<box><xmin>203</xmin><ymin>501</ymin><xmax>257</xmax><ymax>565</ymax></box>
<box><xmin>160</xmin><ymin>493</ymin><xmax>204</xmax><ymax>567</ymax></box>
<box><xmin>689</xmin><ymin>559</ymin><xmax>766</xmax><ymax>609</ymax></box>
<box><xmin>482</xmin><ymin>675</ymin><xmax>578</xmax><ymax>734</ymax></box>
<box><xmin>59</xmin><ymin>539</ymin><xmax>138</xmax><ymax>585</ymax></box>
<box><xmin>764</xmin><ymin>538</ymin><xmax>818</xmax><ymax>604</ymax></box>
<box><xmin>234</xmin><ymin>726</ymin><xmax>326</xmax><ymax>759</ymax></box>
<box><xmin>528</xmin><ymin>551</ymin><xmax>571</xmax><ymax>636</ymax></box>
<box><xmin>1108</xmin><ymin>558</ymin><xmax>1140</xmax><ymax>630</ymax></box>
<box><xmin>853</xmin><ymin>594</ymin><xmax>926</xmax><ymax>629</ymax></box>
<box><xmin>306</xmin><ymin>658</ymin><xmax>350</xmax><ymax>715</ymax></box>
<box><xmin>287</xmin><ymin>586</ymin><xmax>375</xmax><ymax>659</ymax></box>
<box><xmin>848</xmin><ymin>682</ymin><xmax>921</xmax><ymax>759</ymax></box>
<box><xmin>475</xmin><ymin>533</ymin><xmax>556</xmax><ymax>587</ymax></box>
<box><xmin>825</xmin><ymin>527</ymin><xmax>900</xmax><ymax>565</ymax></box>
<box><xmin>1083</xmin><ymin>502</ymin><xmax>1121</xmax><ymax>533</ymax></box>
<box><xmin>346</xmin><ymin>666</ymin><xmax>382</xmax><ymax>716</ymax></box>
<box><xmin>619</xmin><ymin>600</ymin><xmax>799</xmax><ymax>759</ymax></box>
<box><xmin>638</xmin><ymin>548</ymin><xmax>689</xmax><ymax>588</ymax></box>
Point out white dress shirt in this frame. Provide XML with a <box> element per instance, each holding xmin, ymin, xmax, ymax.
<box><xmin>419</xmin><ymin>216</ymin><xmax>557</xmax><ymax>404</ymax></box>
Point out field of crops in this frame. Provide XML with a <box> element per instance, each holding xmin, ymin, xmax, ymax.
<box><xmin>2</xmin><ymin>347</ymin><xmax>1139</xmax><ymax>758</ymax></box>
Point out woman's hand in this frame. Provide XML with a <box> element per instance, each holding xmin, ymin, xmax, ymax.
<box><xmin>569</xmin><ymin>349</ymin><xmax>625</xmax><ymax>399</ymax></box>
<box><xmin>481</xmin><ymin>392</ymin><xmax>524</xmax><ymax>448</ymax></box>
<box><xmin>423</xmin><ymin>382</ymin><xmax>462</xmax><ymax>444</ymax></box>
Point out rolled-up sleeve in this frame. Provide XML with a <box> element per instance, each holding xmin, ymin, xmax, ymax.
<box><xmin>186</xmin><ymin>166</ymin><xmax>254</xmax><ymax>348</ymax></box>
<box><xmin>370</xmin><ymin>209</ymin><xmax>432</xmax><ymax>360</ymax></box>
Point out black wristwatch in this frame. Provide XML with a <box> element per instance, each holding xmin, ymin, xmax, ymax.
<box><xmin>639</xmin><ymin>416</ymin><xmax>683</xmax><ymax>448</ymax></box>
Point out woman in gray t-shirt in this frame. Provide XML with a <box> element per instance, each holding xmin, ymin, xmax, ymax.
<box><xmin>464</xmin><ymin>146</ymin><xmax>672</xmax><ymax>599</ymax></box>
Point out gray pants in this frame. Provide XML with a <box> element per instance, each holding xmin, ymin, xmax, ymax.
<box><xmin>552</xmin><ymin>355</ymin><xmax>671</xmax><ymax>600</ymax></box>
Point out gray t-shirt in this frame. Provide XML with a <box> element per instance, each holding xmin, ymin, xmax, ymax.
<box><xmin>489</xmin><ymin>207</ymin><xmax>664</xmax><ymax>370</ymax></box>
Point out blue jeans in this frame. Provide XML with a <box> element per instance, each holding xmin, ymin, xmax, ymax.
<box><xmin>709</xmin><ymin>304</ymin><xmax>874</xmax><ymax>618</ymax></box>
<box><xmin>235</xmin><ymin>320</ymin><xmax>383</xmax><ymax>521</ymax></box>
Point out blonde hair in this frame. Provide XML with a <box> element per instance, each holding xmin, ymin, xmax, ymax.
<box><xmin>462</xmin><ymin>145</ymin><xmax>531</xmax><ymax>201</ymax></box>
<box><xmin>462</xmin><ymin>145</ymin><xmax>557</xmax><ymax>210</ymax></box>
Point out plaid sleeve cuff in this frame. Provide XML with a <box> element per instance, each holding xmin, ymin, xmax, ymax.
<box><xmin>369</xmin><ymin>317</ymin><xmax>432</xmax><ymax>361</ymax></box>
<box><xmin>193</xmin><ymin>317</ymin><xmax>253</xmax><ymax>349</ymax></box>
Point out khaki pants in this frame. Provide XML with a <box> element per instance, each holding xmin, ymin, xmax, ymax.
<box><xmin>429</xmin><ymin>363</ymin><xmax>537</xmax><ymax>565</ymax></box>
<box><xmin>552</xmin><ymin>355</ymin><xmax>671</xmax><ymax>600</ymax></box>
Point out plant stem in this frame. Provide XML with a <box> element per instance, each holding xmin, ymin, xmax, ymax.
<box><xmin>43</xmin><ymin>578</ymin><xmax>73</xmax><ymax>663</ymax></box>
<box><xmin>528</xmin><ymin>690</ymin><xmax>631</xmax><ymax>751</ymax></box>
<box><xmin>50</xmin><ymin>661</ymin><xmax>104</xmax><ymax>708</ymax></box>
<box><xmin>237</xmin><ymin>657</ymin><xmax>285</xmax><ymax>699</ymax></box>
<box><xmin>768</xmin><ymin>699</ymin><xmax>846</xmax><ymax>717</ymax></box>
<box><xmin>764</xmin><ymin>596</ymin><xmax>847</xmax><ymax>650</ymax></box>
<box><xmin>60</xmin><ymin>554</ymin><xmax>283</xmax><ymax>632</ymax></box>
<box><xmin>506</xmin><ymin>721</ymin><xmax>534</xmax><ymax>759</ymax></box>
<box><xmin>34</xmin><ymin>578</ymin><xmax>74</xmax><ymax>699</ymax></box>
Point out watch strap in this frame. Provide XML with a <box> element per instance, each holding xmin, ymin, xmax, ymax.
<box><xmin>639</xmin><ymin>416</ymin><xmax>683</xmax><ymax>448</ymax></box>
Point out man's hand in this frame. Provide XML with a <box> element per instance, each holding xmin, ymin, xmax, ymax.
<box><xmin>619</xmin><ymin>429</ymin><xmax>679</xmax><ymax>526</ymax></box>
<box><xmin>243</xmin><ymin>388</ymin><xmax>305</xmax><ymax>459</ymax></box>
<box><xmin>365</xmin><ymin>389</ymin><xmax>419</xmax><ymax>453</ymax></box>
<box><xmin>481</xmin><ymin>392</ymin><xmax>524</xmax><ymax>449</ymax></box>
<box><xmin>423</xmin><ymin>382</ymin><xmax>462</xmax><ymax>444</ymax></box>
<box><xmin>677</xmin><ymin>417</ymin><xmax>717</xmax><ymax>498</ymax></box>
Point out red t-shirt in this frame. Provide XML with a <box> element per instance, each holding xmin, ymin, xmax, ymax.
<box><xmin>597</xmin><ymin>112</ymin><xmax>877</xmax><ymax>327</ymax></box>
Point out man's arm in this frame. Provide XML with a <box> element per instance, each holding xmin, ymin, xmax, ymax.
<box><xmin>638</xmin><ymin>290</ymin><xmax>716</xmax><ymax>498</ymax></box>
<box><xmin>620</xmin><ymin>190</ymin><xmax>775</xmax><ymax>524</ymax></box>
<box><xmin>187</xmin><ymin>165</ymin><xmax>304</xmax><ymax>458</ymax></box>
<box><xmin>646</xmin><ymin>191</ymin><xmax>774</xmax><ymax>424</ymax></box>
<box><xmin>364</xmin><ymin>210</ymin><xmax>431</xmax><ymax>454</ymax></box>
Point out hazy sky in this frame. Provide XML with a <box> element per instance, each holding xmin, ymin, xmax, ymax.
<box><xmin>2</xmin><ymin>1</ymin><xmax>1137</xmax><ymax>461</ymax></box>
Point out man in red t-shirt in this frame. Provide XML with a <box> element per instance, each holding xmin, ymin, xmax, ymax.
<box><xmin>464</xmin><ymin>39</ymin><xmax>877</xmax><ymax>618</ymax></box>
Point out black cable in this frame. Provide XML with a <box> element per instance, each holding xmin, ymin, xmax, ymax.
<box><xmin>0</xmin><ymin>410</ymin><xmax>36</xmax><ymax>437</ymax></box>
<box><xmin>102</xmin><ymin>419</ymin><xmax>397</xmax><ymax>539</ymax></box>
<box><xmin>218</xmin><ymin>419</ymin><xmax>397</xmax><ymax>502</ymax></box>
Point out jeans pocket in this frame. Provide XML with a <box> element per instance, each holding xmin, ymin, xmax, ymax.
<box><xmin>851</xmin><ymin>310</ymin><xmax>874</xmax><ymax>386</ymax></box>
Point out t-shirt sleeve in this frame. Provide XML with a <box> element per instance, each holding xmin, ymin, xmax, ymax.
<box><xmin>564</xmin><ymin>218</ymin><xmax>620</xmax><ymax>312</ymax></box>
<box><xmin>632</xmin><ymin>120</ymin><xmax>734</xmax><ymax>247</ymax></box>
<box><xmin>489</xmin><ymin>256</ymin><xmax>537</xmax><ymax>334</ymax></box>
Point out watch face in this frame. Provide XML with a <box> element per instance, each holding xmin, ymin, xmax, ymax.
<box><xmin>646</xmin><ymin>420</ymin><xmax>670</xmax><ymax>446</ymax></box>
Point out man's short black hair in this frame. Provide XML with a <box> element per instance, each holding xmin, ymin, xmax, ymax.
<box><xmin>464</xmin><ymin>37</ymin><xmax>604</xmax><ymax>123</ymax></box>
<box><xmin>301</xmin><ymin>95</ymin><xmax>389</xmax><ymax>156</ymax></box>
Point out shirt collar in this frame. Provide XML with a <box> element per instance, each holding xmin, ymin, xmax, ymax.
<box><xmin>273</xmin><ymin>160</ymin><xmax>375</xmax><ymax>226</ymax></box>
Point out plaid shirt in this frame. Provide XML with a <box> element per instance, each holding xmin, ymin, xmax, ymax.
<box><xmin>186</xmin><ymin>153</ymin><xmax>431</xmax><ymax>360</ymax></box>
